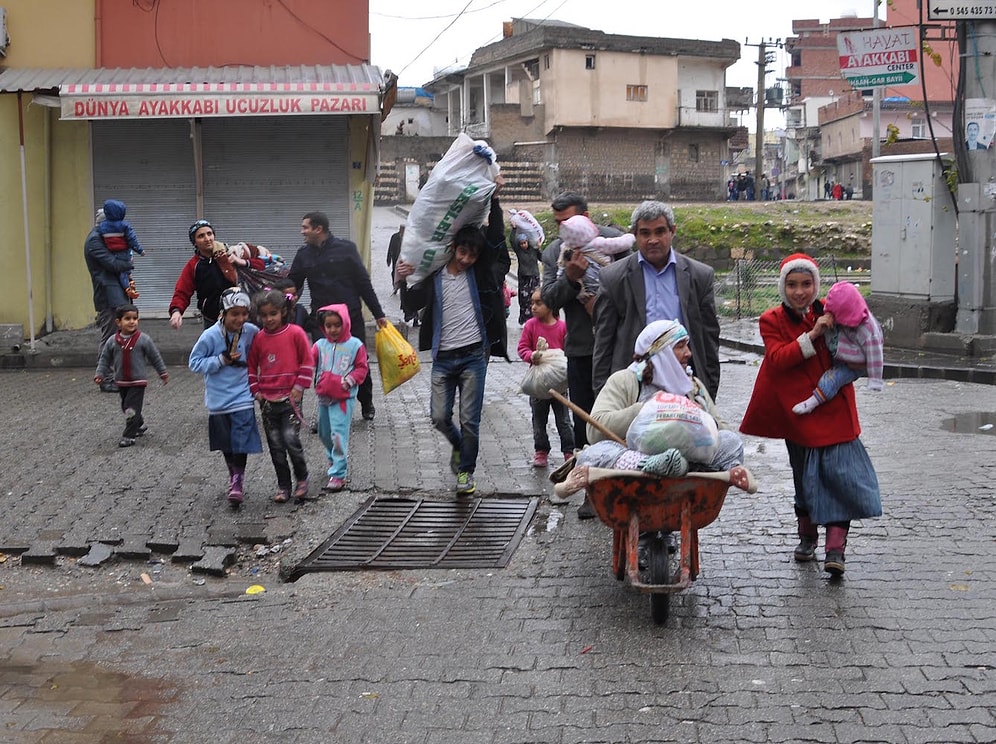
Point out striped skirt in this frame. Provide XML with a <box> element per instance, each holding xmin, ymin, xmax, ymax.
<box><xmin>786</xmin><ymin>438</ymin><xmax>882</xmax><ymax>525</ymax></box>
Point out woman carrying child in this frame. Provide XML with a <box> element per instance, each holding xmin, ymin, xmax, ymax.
<box><xmin>740</xmin><ymin>254</ymin><xmax>881</xmax><ymax>576</ymax></box>
<box><xmin>247</xmin><ymin>289</ymin><xmax>314</xmax><ymax>503</ymax></box>
<box><xmin>312</xmin><ymin>304</ymin><xmax>369</xmax><ymax>492</ymax></box>
<box><xmin>188</xmin><ymin>287</ymin><xmax>263</xmax><ymax>507</ymax></box>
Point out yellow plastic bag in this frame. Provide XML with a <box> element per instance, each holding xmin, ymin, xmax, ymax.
<box><xmin>375</xmin><ymin>321</ymin><xmax>421</xmax><ymax>394</ymax></box>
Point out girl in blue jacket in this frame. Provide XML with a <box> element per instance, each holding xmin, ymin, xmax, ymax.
<box><xmin>189</xmin><ymin>287</ymin><xmax>262</xmax><ymax>507</ymax></box>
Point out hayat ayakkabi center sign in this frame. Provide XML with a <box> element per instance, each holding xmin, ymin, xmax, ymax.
<box><xmin>837</xmin><ymin>27</ymin><xmax>920</xmax><ymax>89</ymax></box>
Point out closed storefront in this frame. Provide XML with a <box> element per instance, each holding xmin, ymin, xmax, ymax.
<box><xmin>92</xmin><ymin>115</ymin><xmax>350</xmax><ymax>314</ymax></box>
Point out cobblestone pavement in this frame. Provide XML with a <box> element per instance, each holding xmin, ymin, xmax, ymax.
<box><xmin>2</xmin><ymin>208</ymin><xmax>996</xmax><ymax>742</ymax></box>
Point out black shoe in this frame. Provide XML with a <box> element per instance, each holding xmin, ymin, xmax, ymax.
<box><xmin>99</xmin><ymin>382</ymin><xmax>119</xmax><ymax>393</ymax></box>
<box><xmin>577</xmin><ymin>496</ymin><xmax>596</xmax><ymax>520</ymax></box>
<box><xmin>824</xmin><ymin>550</ymin><xmax>845</xmax><ymax>576</ymax></box>
<box><xmin>118</xmin><ymin>437</ymin><xmax>136</xmax><ymax>447</ymax></box>
<box><xmin>794</xmin><ymin>538</ymin><xmax>818</xmax><ymax>562</ymax></box>
<box><xmin>362</xmin><ymin>405</ymin><xmax>375</xmax><ymax>421</ymax></box>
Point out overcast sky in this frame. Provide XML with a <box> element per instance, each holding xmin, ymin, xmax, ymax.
<box><xmin>369</xmin><ymin>0</ymin><xmax>883</xmax><ymax>94</ymax></box>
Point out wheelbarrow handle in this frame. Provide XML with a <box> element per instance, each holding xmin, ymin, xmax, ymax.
<box><xmin>548</xmin><ymin>389</ymin><xmax>626</xmax><ymax>446</ymax></box>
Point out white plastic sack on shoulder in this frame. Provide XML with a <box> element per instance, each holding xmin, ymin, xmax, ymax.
<box><xmin>509</xmin><ymin>209</ymin><xmax>545</xmax><ymax>246</ymax></box>
<box><xmin>400</xmin><ymin>133</ymin><xmax>501</xmax><ymax>285</ymax></box>
<box><xmin>520</xmin><ymin>349</ymin><xmax>568</xmax><ymax>399</ymax></box>
<box><xmin>625</xmin><ymin>391</ymin><xmax>719</xmax><ymax>464</ymax></box>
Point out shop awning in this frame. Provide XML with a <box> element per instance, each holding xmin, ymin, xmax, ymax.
<box><xmin>0</xmin><ymin>64</ymin><xmax>386</xmax><ymax>120</ymax></box>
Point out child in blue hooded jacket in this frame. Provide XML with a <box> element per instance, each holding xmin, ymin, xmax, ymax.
<box><xmin>188</xmin><ymin>287</ymin><xmax>263</xmax><ymax>507</ymax></box>
<box><xmin>96</xmin><ymin>199</ymin><xmax>145</xmax><ymax>300</ymax></box>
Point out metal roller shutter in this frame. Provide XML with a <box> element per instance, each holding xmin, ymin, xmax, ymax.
<box><xmin>92</xmin><ymin>120</ymin><xmax>198</xmax><ymax>315</ymax></box>
<box><xmin>202</xmin><ymin>116</ymin><xmax>350</xmax><ymax>310</ymax></box>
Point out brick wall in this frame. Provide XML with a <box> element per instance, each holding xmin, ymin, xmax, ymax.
<box><xmin>488</xmin><ymin>104</ymin><xmax>548</xmax><ymax>157</ymax></box>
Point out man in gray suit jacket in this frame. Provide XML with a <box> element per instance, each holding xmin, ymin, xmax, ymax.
<box><xmin>592</xmin><ymin>201</ymin><xmax>720</xmax><ymax>400</ymax></box>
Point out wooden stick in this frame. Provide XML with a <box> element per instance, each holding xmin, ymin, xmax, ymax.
<box><xmin>548</xmin><ymin>389</ymin><xmax>626</xmax><ymax>445</ymax></box>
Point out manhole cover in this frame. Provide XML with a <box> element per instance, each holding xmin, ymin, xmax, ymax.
<box><xmin>291</xmin><ymin>496</ymin><xmax>538</xmax><ymax>578</ymax></box>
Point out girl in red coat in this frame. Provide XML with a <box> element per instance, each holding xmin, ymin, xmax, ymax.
<box><xmin>740</xmin><ymin>254</ymin><xmax>881</xmax><ymax>576</ymax></box>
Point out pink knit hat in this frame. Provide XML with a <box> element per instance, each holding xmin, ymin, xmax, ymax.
<box><xmin>777</xmin><ymin>253</ymin><xmax>820</xmax><ymax>304</ymax></box>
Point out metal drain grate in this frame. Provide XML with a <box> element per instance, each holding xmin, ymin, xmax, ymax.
<box><xmin>292</xmin><ymin>497</ymin><xmax>538</xmax><ymax>576</ymax></box>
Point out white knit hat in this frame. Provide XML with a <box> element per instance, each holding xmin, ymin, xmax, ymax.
<box><xmin>777</xmin><ymin>253</ymin><xmax>820</xmax><ymax>304</ymax></box>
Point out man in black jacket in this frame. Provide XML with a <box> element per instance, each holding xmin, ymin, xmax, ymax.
<box><xmin>289</xmin><ymin>212</ymin><xmax>387</xmax><ymax>421</ymax></box>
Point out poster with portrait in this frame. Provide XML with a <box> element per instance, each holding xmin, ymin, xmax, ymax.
<box><xmin>965</xmin><ymin>98</ymin><xmax>996</xmax><ymax>151</ymax></box>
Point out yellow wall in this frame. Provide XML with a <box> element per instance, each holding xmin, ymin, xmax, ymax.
<box><xmin>0</xmin><ymin>0</ymin><xmax>96</xmax><ymax>335</ymax></box>
<box><xmin>349</xmin><ymin>116</ymin><xmax>376</xmax><ymax>268</ymax></box>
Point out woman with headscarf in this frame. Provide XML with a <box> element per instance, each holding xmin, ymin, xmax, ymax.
<box><xmin>740</xmin><ymin>254</ymin><xmax>881</xmax><ymax>577</ymax></box>
<box><xmin>169</xmin><ymin>220</ymin><xmax>267</xmax><ymax>330</ymax></box>
<box><xmin>556</xmin><ymin>319</ymin><xmax>744</xmax><ymax>503</ymax></box>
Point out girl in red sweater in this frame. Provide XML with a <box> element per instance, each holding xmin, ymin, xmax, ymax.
<box><xmin>740</xmin><ymin>254</ymin><xmax>881</xmax><ymax>577</ymax></box>
<box><xmin>248</xmin><ymin>289</ymin><xmax>315</xmax><ymax>503</ymax></box>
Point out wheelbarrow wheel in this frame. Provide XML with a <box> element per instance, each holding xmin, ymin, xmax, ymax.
<box><xmin>648</xmin><ymin>532</ymin><xmax>671</xmax><ymax>625</ymax></box>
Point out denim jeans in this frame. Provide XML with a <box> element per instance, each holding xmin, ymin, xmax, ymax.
<box><xmin>260</xmin><ymin>399</ymin><xmax>308</xmax><ymax>489</ymax></box>
<box><xmin>530</xmin><ymin>396</ymin><xmax>575</xmax><ymax>454</ymax></box>
<box><xmin>430</xmin><ymin>348</ymin><xmax>488</xmax><ymax>474</ymax></box>
<box><xmin>816</xmin><ymin>362</ymin><xmax>862</xmax><ymax>403</ymax></box>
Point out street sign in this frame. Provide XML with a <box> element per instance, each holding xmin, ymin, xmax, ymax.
<box><xmin>837</xmin><ymin>27</ymin><xmax>920</xmax><ymax>90</ymax></box>
<box><xmin>928</xmin><ymin>0</ymin><xmax>996</xmax><ymax>20</ymax></box>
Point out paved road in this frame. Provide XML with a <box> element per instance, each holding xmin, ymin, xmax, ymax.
<box><xmin>2</xmin><ymin>208</ymin><xmax>996</xmax><ymax>742</ymax></box>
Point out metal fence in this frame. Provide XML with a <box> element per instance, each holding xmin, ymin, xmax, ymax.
<box><xmin>714</xmin><ymin>256</ymin><xmax>871</xmax><ymax>320</ymax></box>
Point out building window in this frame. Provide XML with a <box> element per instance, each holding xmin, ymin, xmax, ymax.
<box><xmin>585</xmin><ymin>54</ymin><xmax>596</xmax><ymax>70</ymax></box>
<box><xmin>912</xmin><ymin>118</ymin><xmax>926</xmax><ymax>138</ymax></box>
<box><xmin>696</xmin><ymin>90</ymin><xmax>718</xmax><ymax>113</ymax></box>
<box><xmin>626</xmin><ymin>84</ymin><xmax>648</xmax><ymax>102</ymax></box>
<box><xmin>689</xmin><ymin>143</ymin><xmax>700</xmax><ymax>162</ymax></box>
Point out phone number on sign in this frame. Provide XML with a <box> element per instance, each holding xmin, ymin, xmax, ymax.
<box><xmin>953</xmin><ymin>5</ymin><xmax>996</xmax><ymax>14</ymax></box>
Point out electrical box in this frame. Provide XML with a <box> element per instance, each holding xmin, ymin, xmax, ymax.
<box><xmin>0</xmin><ymin>8</ymin><xmax>8</xmax><ymax>57</ymax></box>
<box><xmin>870</xmin><ymin>152</ymin><xmax>956</xmax><ymax>301</ymax></box>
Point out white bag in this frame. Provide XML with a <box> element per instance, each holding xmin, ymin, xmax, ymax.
<box><xmin>509</xmin><ymin>208</ymin><xmax>545</xmax><ymax>246</ymax></box>
<box><xmin>626</xmin><ymin>391</ymin><xmax>719</xmax><ymax>464</ymax></box>
<box><xmin>520</xmin><ymin>349</ymin><xmax>568</xmax><ymax>399</ymax></box>
<box><xmin>400</xmin><ymin>133</ymin><xmax>501</xmax><ymax>285</ymax></box>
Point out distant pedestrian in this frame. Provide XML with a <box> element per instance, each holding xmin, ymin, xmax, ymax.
<box><xmin>511</xmin><ymin>231</ymin><xmax>542</xmax><ymax>325</ymax></box>
<box><xmin>824</xmin><ymin>180</ymin><xmax>833</xmax><ymax>200</ymax></box>
<box><xmin>517</xmin><ymin>289</ymin><xmax>575</xmax><ymax>469</ymax></box>
<box><xmin>312</xmin><ymin>303</ymin><xmax>369</xmax><ymax>492</ymax></box>
<box><xmin>740</xmin><ymin>254</ymin><xmax>881</xmax><ymax>577</ymax></box>
<box><xmin>84</xmin><ymin>206</ymin><xmax>135</xmax><ymax>392</ymax></box>
<box><xmin>289</xmin><ymin>211</ymin><xmax>388</xmax><ymax>422</ymax></box>
<box><xmin>188</xmin><ymin>287</ymin><xmax>263</xmax><ymax>507</ymax></box>
<box><xmin>832</xmin><ymin>182</ymin><xmax>844</xmax><ymax>201</ymax></box>
<box><xmin>247</xmin><ymin>288</ymin><xmax>314</xmax><ymax>504</ymax></box>
<box><xmin>95</xmin><ymin>199</ymin><xmax>144</xmax><ymax>301</ymax></box>
<box><xmin>93</xmin><ymin>304</ymin><xmax>168</xmax><ymax>448</ymax></box>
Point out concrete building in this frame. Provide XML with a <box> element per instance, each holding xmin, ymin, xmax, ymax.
<box><xmin>781</xmin><ymin>2</ymin><xmax>956</xmax><ymax>201</ymax></box>
<box><xmin>422</xmin><ymin>19</ymin><xmax>741</xmax><ymax>202</ymax></box>
<box><xmin>0</xmin><ymin>0</ymin><xmax>392</xmax><ymax>338</ymax></box>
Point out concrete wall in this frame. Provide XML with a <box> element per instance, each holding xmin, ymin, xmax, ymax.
<box><xmin>543</xmin><ymin>48</ymin><xmax>679</xmax><ymax>129</ymax></box>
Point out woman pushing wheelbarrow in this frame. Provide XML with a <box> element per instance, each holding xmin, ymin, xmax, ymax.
<box><xmin>550</xmin><ymin>320</ymin><xmax>757</xmax><ymax>624</ymax></box>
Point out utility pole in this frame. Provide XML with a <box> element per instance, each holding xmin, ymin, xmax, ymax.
<box><xmin>747</xmin><ymin>39</ymin><xmax>783</xmax><ymax>195</ymax></box>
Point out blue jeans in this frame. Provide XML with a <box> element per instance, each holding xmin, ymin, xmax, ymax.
<box><xmin>430</xmin><ymin>347</ymin><xmax>488</xmax><ymax>474</ymax></box>
<box><xmin>816</xmin><ymin>362</ymin><xmax>862</xmax><ymax>403</ymax></box>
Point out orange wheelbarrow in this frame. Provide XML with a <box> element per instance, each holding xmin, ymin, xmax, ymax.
<box><xmin>577</xmin><ymin>465</ymin><xmax>757</xmax><ymax>625</ymax></box>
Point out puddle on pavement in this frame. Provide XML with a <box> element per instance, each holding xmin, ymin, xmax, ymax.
<box><xmin>940</xmin><ymin>411</ymin><xmax>996</xmax><ymax>434</ymax></box>
<box><xmin>1</xmin><ymin>658</ymin><xmax>176</xmax><ymax>737</ymax></box>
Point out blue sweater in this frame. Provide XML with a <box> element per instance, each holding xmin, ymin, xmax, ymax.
<box><xmin>188</xmin><ymin>321</ymin><xmax>260</xmax><ymax>414</ymax></box>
